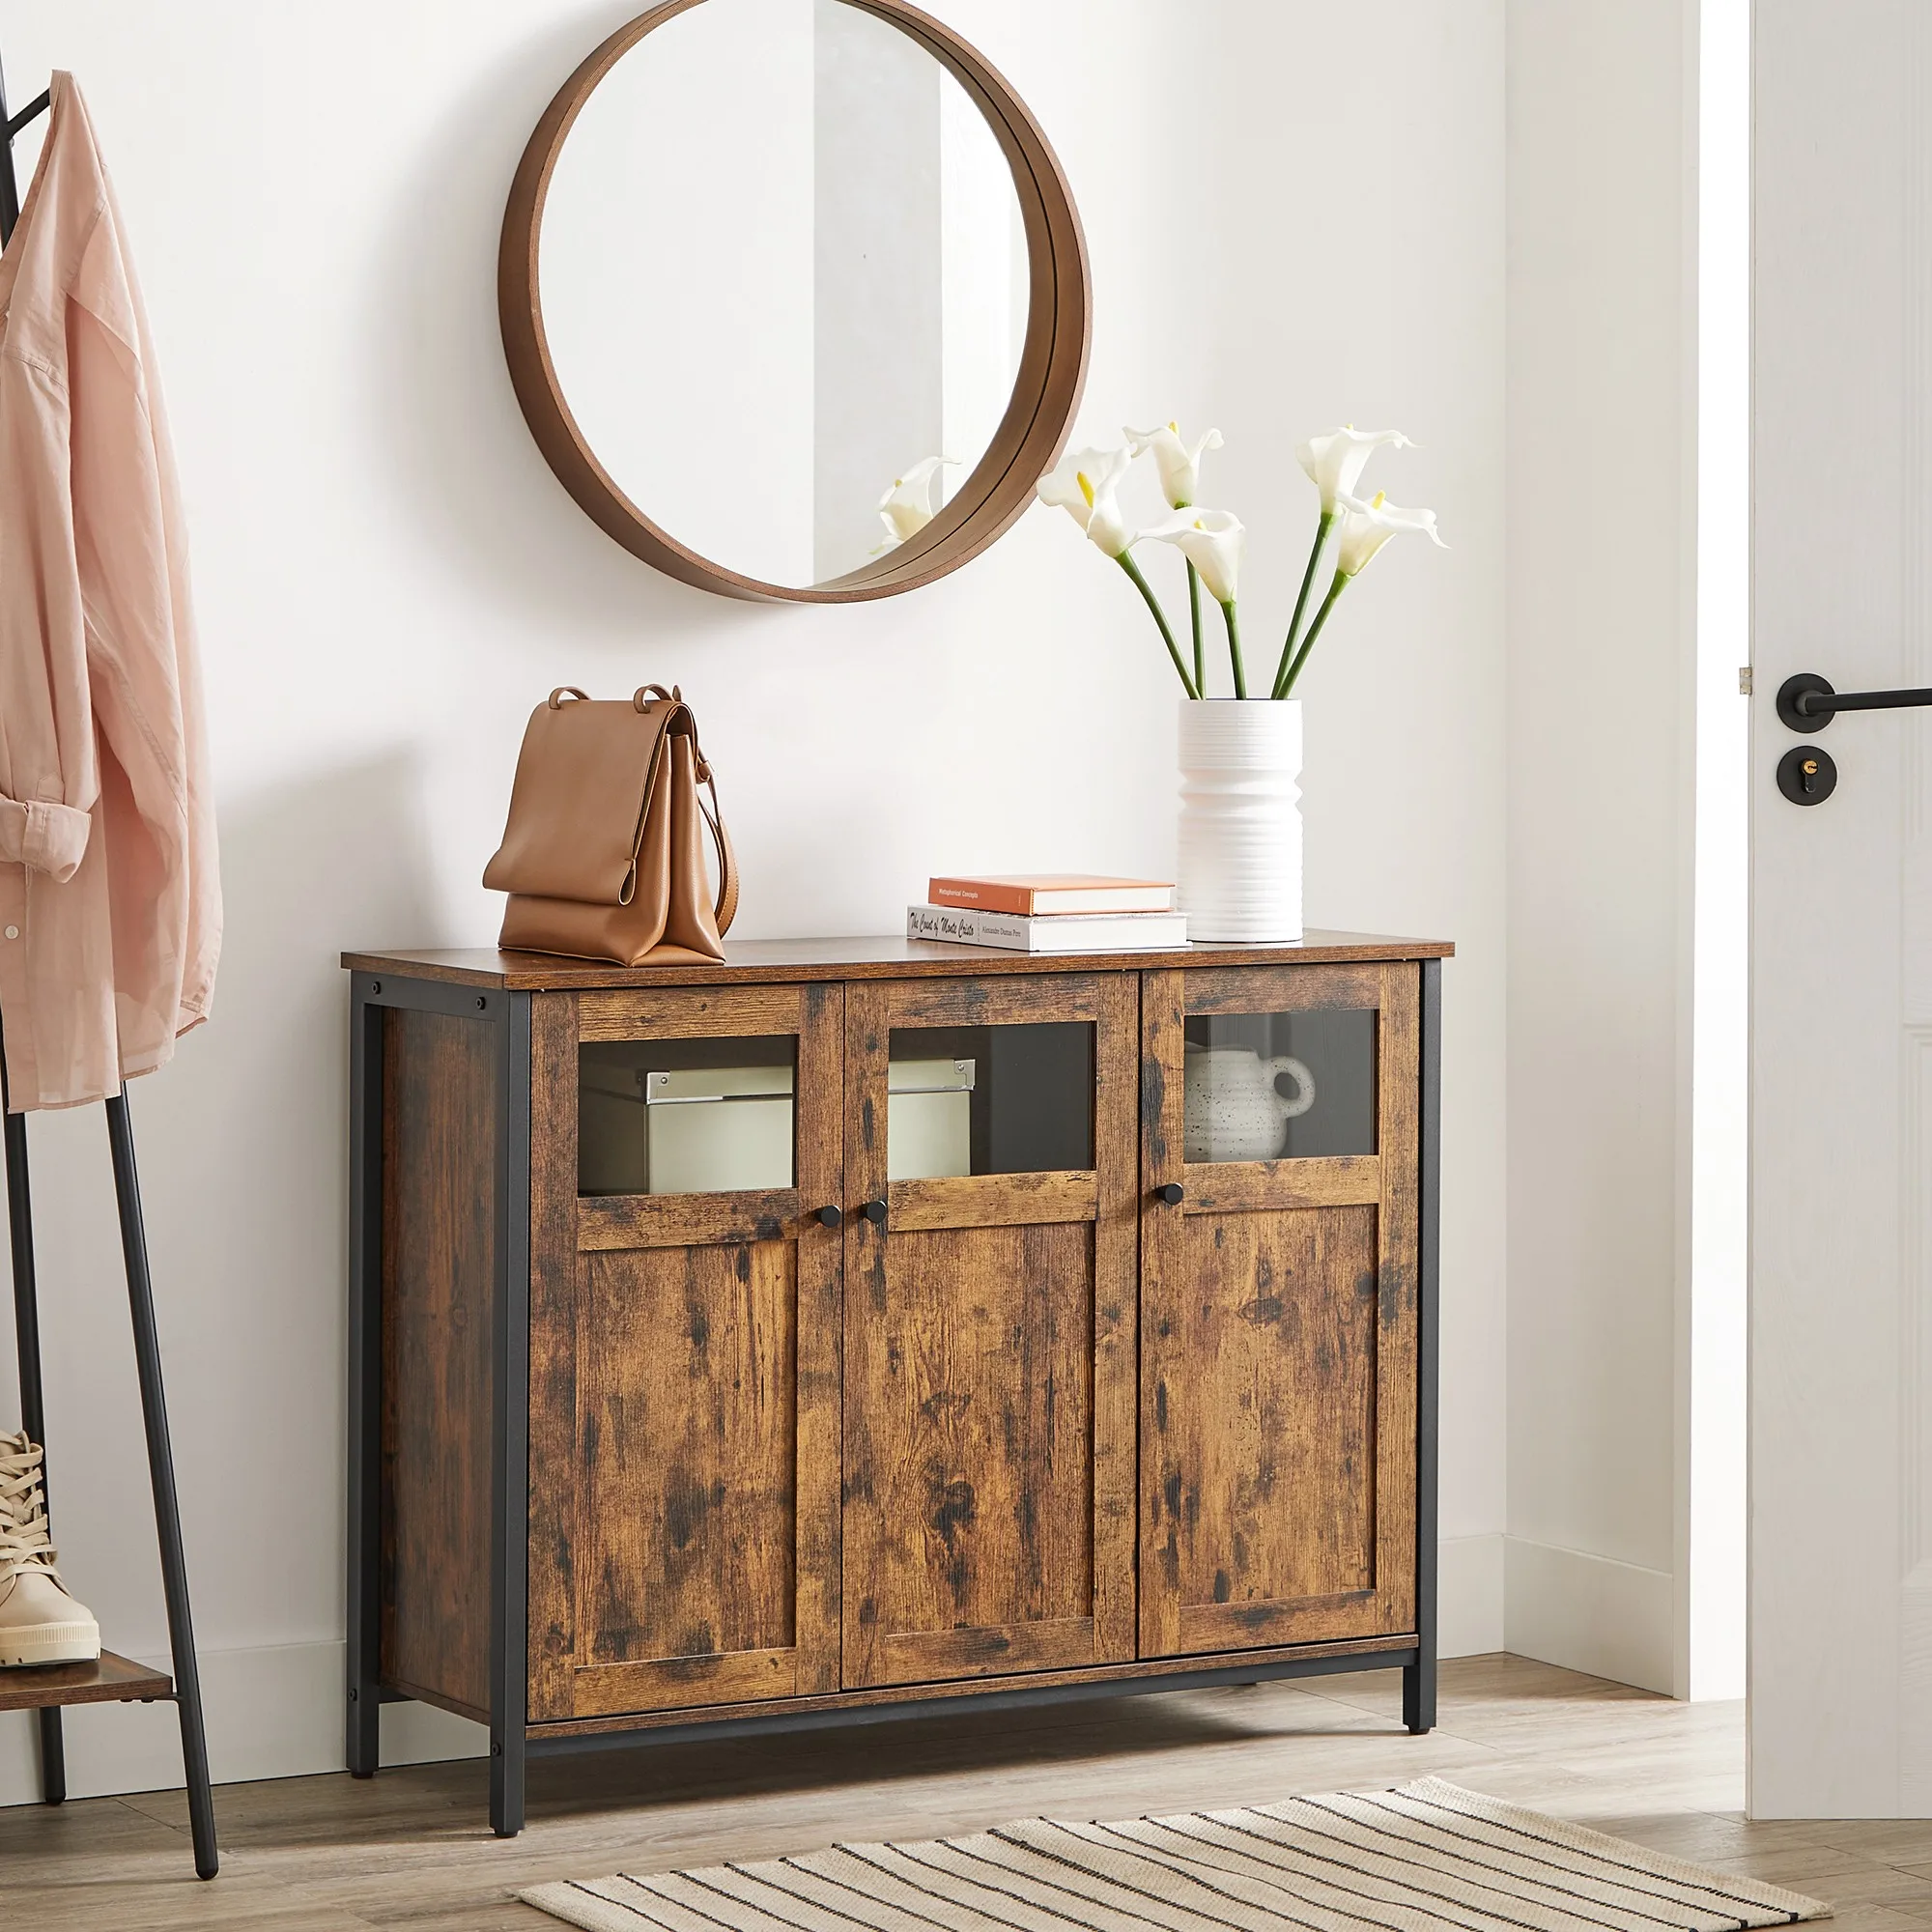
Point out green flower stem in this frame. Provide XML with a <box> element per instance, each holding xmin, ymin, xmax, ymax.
<box><xmin>1186</xmin><ymin>560</ymin><xmax>1205</xmax><ymax>696</ymax></box>
<box><xmin>1118</xmin><ymin>551</ymin><xmax>1200</xmax><ymax>699</ymax></box>
<box><xmin>1223</xmin><ymin>599</ymin><xmax>1247</xmax><ymax>698</ymax></box>
<box><xmin>1271</xmin><ymin>508</ymin><xmax>1334</xmax><ymax>698</ymax></box>
<box><xmin>1274</xmin><ymin>570</ymin><xmax>1350</xmax><ymax>698</ymax></box>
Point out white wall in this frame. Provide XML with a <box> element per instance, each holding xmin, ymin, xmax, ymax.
<box><xmin>1686</xmin><ymin>0</ymin><xmax>1748</xmax><ymax>1706</ymax></box>
<box><xmin>1193</xmin><ymin>0</ymin><xmax>1509</xmax><ymax>1658</ymax></box>
<box><xmin>0</xmin><ymin>0</ymin><xmax>1507</xmax><ymax>1804</ymax></box>
<box><xmin>1504</xmin><ymin>0</ymin><xmax>1713</xmax><ymax>1698</ymax></box>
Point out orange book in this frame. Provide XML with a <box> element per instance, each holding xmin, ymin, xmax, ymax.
<box><xmin>926</xmin><ymin>873</ymin><xmax>1175</xmax><ymax>916</ymax></box>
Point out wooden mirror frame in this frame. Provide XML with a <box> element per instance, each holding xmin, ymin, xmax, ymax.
<box><xmin>499</xmin><ymin>0</ymin><xmax>1091</xmax><ymax>604</ymax></box>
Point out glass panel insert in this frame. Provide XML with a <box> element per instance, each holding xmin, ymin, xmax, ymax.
<box><xmin>887</xmin><ymin>1022</ymin><xmax>1094</xmax><ymax>1178</ymax></box>
<box><xmin>580</xmin><ymin>1036</ymin><xmax>797</xmax><ymax>1196</ymax></box>
<box><xmin>1182</xmin><ymin>1008</ymin><xmax>1377</xmax><ymax>1163</ymax></box>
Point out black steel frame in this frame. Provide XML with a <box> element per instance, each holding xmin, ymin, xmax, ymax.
<box><xmin>345</xmin><ymin>972</ymin><xmax>531</xmax><ymax>1836</ymax></box>
<box><xmin>4</xmin><ymin>1042</ymin><xmax>60</xmax><ymax>1803</ymax></box>
<box><xmin>526</xmin><ymin>1642</ymin><xmax>1426</xmax><ymax>1764</ymax></box>
<box><xmin>1406</xmin><ymin>956</ymin><xmax>1442</xmax><ymax>1734</ymax></box>
<box><xmin>0</xmin><ymin>51</ymin><xmax>216</xmax><ymax>1880</ymax></box>
<box><xmin>348</xmin><ymin>963</ymin><xmax>1442</xmax><ymax>1836</ymax></box>
<box><xmin>0</xmin><ymin>1038</ymin><xmax>218</xmax><ymax>1877</ymax></box>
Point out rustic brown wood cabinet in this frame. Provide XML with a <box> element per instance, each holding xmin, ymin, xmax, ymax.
<box><xmin>342</xmin><ymin>933</ymin><xmax>1446</xmax><ymax>1837</ymax></box>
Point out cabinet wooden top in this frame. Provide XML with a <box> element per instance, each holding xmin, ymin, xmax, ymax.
<box><xmin>341</xmin><ymin>931</ymin><xmax>1453</xmax><ymax>991</ymax></box>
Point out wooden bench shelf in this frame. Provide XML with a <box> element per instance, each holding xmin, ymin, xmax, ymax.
<box><xmin>0</xmin><ymin>1650</ymin><xmax>172</xmax><ymax>1714</ymax></box>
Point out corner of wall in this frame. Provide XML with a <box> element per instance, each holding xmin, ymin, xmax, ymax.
<box><xmin>1503</xmin><ymin>0</ymin><xmax>1702</xmax><ymax>1710</ymax></box>
<box><xmin>1502</xmin><ymin>1536</ymin><xmax>1675</xmax><ymax>1695</ymax></box>
<box><xmin>1438</xmin><ymin>1533</ymin><xmax>1506</xmax><ymax>1659</ymax></box>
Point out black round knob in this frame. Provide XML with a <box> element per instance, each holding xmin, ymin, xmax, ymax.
<box><xmin>861</xmin><ymin>1198</ymin><xmax>889</xmax><ymax>1226</ymax></box>
<box><xmin>815</xmin><ymin>1205</ymin><xmax>843</xmax><ymax>1229</ymax></box>
<box><xmin>1154</xmin><ymin>1182</ymin><xmax>1185</xmax><ymax>1206</ymax></box>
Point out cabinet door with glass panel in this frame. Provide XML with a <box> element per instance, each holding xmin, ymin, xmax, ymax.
<box><xmin>840</xmin><ymin>974</ymin><xmax>1137</xmax><ymax>1689</ymax></box>
<box><xmin>1139</xmin><ymin>963</ymin><xmax>1420</xmax><ymax>1659</ymax></box>
<box><xmin>526</xmin><ymin>983</ymin><xmax>842</xmax><ymax>1723</ymax></box>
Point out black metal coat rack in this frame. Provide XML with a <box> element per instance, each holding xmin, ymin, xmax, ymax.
<box><xmin>0</xmin><ymin>54</ymin><xmax>216</xmax><ymax>1881</ymax></box>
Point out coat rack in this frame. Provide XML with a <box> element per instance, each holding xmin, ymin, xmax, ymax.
<box><xmin>0</xmin><ymin>55</ymin><xmax>216</xmax><ymax>1882</ymax></box>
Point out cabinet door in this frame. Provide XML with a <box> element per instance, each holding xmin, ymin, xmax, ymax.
<box><xmin>1140</xmin><ymin>963</ymin><xmax>1419</xmax><ymax>1658</ymax></box>
<box><xmin>841</xmin><ymin>974</ymin><xmax>1137</xmax><ymax>1689</ymax></box>
<box><xmin>526</xmin><ymin>983</ymin><xmax>842</xmax><ymax>1722</ymax></box>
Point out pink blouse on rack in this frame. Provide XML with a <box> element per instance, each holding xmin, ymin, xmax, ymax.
<box><xmin>0</xmin><ymin>73</ymin><xmax>219</xmax><ymax>1112</ymax></box>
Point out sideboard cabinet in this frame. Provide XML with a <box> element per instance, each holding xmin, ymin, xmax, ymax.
<box><xmin>341</xmin><ymin>933</ymin><xmax>1447</xmax><ymax>1836</ymax></box>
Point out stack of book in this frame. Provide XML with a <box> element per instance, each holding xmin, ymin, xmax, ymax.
<box><xmin>907</xmin><ymin>874</ymin><xmax>1188</xmax><ymax>953</ymax></box>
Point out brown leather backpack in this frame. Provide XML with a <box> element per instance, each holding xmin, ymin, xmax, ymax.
<box><xmin>483</xmin><ymin>685</ymin><xmax>738</xmax><ymax>965</ymax></box>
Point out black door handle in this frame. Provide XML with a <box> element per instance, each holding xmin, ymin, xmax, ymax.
<box><xmin>1779</xmin><ymin>671</ymin><xmax>1932</xmax><ymax>728</ymax></box>
<box><xmin>815</xmin><ymin>1205</ymin><xmax>842</xmax><ymax>1229</ymax></box>
<box><xmin>1772</xmin><ymin>671</ymin><xmax>1932</xmax><ymax>804</ymax></box>
<box><xmin>860</xmin><ymin>1198</ymin><xmax>888</xmax><ymax>1226</ymax></box>
<box><xmin>1153</xmin><ymin>1182</ymin><xmax>1184</xmax><ymax>1206</ymax></box>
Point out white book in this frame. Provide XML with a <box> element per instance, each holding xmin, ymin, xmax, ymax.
<box><xmin>907</xmin><ymin>902</ymin><xmax>1189</xmax><ymax>953</ymax></box>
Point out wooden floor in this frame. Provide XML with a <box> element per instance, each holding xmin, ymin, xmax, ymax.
<box><xmin>4</xmin><ymin>1653</ymin><xmax>1930</xmax><ymax>1928</ymax></box>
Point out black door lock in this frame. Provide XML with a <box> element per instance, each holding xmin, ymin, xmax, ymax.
<box><xmin>1776</xmin><ymin>745</ymin><xmax>1836</xmax><ymax>806</ymax></box>
<box><xmin>1774</xmin><ymin>668</ymin><xmax>1932</xmax><ymax>803</ymax></box>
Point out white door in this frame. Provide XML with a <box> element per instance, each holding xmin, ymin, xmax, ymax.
<box><xmin>1751</xmin><ymin>0</ymin><xmax>1932</xmax><ymax>1818</ymax></box>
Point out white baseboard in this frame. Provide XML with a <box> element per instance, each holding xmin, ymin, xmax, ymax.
<box><xmin>1503</xmin><ymin>1534</ymin><xmax>1675</xmax><ymax>1693</ymax></box>
<box><xmin>0</xmin><ymin>1640</ymin><xmax>486</xmax><ymax>1808</ymax></box>
<box><xmin>1438</xmin><ymin>1533</ymin><xmax>1506</xmax><ymax>1658</ymax></box>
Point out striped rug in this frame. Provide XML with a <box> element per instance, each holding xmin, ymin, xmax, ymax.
<box><xmin>520</xmin><ymin>1775</ymin><xmax>1830</xmax><ymax>1929</ymax></box>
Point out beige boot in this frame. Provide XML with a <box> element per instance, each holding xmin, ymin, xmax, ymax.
<box><xmin>0</xmin><ymin>1431</ymin><xmax>99</xmax><ymax>1667</ymax></box>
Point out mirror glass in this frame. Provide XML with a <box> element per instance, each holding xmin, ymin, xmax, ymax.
<box><xmin>538</xmin><ymin>0</ymin><xmax>1031</xmax><ymax>589</ymax></box>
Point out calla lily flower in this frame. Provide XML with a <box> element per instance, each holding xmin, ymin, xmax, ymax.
<box><xmin>1138</xmin><ymin>508</ymin><xmax>1246</xmax><ymax>606</ymax></box>
<box><xmin>1037</xmin><ymin>444</ymin><xmax>1197</xmax><ymax>695</ymax></box>
<box><xmin>876</xmin><ymin>456</ymin><xmax>958</xmax><ymax>547</ymax></box>
<box><xmin>1296</xmin><ymin>426</ymin><xmax>1413</xmax><ymax>514</ymax></box>
<box><xmin>1334</xmin><ymin>490</ymin><xmax>1448</xmax><ymax>577</ymax></box>
<box><xmin>1271</xmin><ymin>490</ymin><xmax>1447</xmax><ymax>697</ymax></box>
<box><xmin>1125</xmin><ymin>421</ymin><xmax>1225</xmax><ymax>510</ymax></box>
<box><xmin>1036</xmin><ymin>445</ymin><xmax>1137</xmax><ymax>558</ymax></box>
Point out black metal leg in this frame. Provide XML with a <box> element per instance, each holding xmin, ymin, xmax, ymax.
<box><xmin>4</xmin><ymin>1037</ymin><xmax>67</xmax><ymax>1805</ymax></box>
<box><xmin>490</xmin><ymin>1733</ymin><xmax>526</xmax><ymax>1840</ymax></box>
<box><xmin>3</xmin><ymin>72</ymin><xmax>69</xmax><ymax>1814</ymax></box>
<box><xmin>1404</xmin><ymin>1656</ymin><xmax>1436</xmax><ymax>1735</ymax></box>
<box><xmin>1406</xmin><ymin>958</ymin><xmax>1443</xmax><ymax>1740</ymax></box>
<box><xmin>106</xmin><ymin>1090</ymin><xmax>218</xmax><ymax>1880</ymax></box>
<box><xmin>489</xmin><ymin>994</ymin><xmax>531</xmax><ymax>1839</ymax></box>
<box><xmin>345</xmin><ymin>982</ymin><xmax>383</xmax><ymax>1778</ymax></box>
<box><xmin>33</xmin><ymin>1707</ymin><xmax>66</xmax><ymax>1804</ymax></box>
<box><xmin>0</xmin><ymin>56</ymin><xmax>18</xmax><ymax>242</ymax></box>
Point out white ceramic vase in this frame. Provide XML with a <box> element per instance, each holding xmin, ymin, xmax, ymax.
<box><xmin>1182</xmin><ymin>1046</ymin><xmax>1317</xmax><ymax>1161</ymax></box>
<box><xmin>1177</xmin><ymin>698</ymin><xmax>1303</xmax><ymax>943</ymax></box>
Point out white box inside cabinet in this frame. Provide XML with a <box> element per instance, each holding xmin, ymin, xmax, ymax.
<box><xmin>887</xmin><ymin>1058</ymin><xmax>976</xmax><ymax>1180</ymax></box>
<box><xmin>645</xmin><ymin>1065</ymin><xmax>794</xmax><ymax>1194</ymax></box>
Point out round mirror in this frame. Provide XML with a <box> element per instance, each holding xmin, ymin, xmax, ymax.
<box><xmin>501</xmin><ymin>0</ymin><xmax>1090</xmax><ymax>603</ymax></box>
